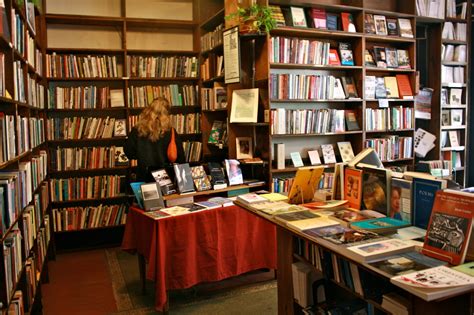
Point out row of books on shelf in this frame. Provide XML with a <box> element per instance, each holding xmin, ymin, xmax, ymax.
<box><xmin>126</xmin><ymin>55</ymin><xmax>198</xmax><ymax>78</ymax></box>
<box><xmin>48</xmin><ymin>86</ymin><xmax>124</xmax><ymax>109</ymax></box>
<box><xmin>128</xmin><ymin>84</ymin><xmax>198</xmax><ymax>108</ymax></box>
<box><xmin>442</xmin><ymin>22</ymin><xmax>467</xmax><ymax>41</ymax></box>
<box><xmin>51</xmin><ymin>146</ymin><xmax>129</xmax><ymax>171</ymax></box>
<box><xmin>12</xmin><ymin>9</ymin><xmax>25</xmax><ymax>55</ymax></box>
<box><xmin>440</xmin><ymin>130</ymin><xmax>463</xmax><ymax>149</ymax></box>
<box><xmin>200</xmin><ymin>23</ymin><xmax>223</xmax><ymax>52</ymax></box>
<box><xmin>447</xmin><ymin>1</ymin><xmax>468</xmax><ymax>19</ymax></box>
<box><xmin>365</xmin><ymin>46</ymin><xmax>411</xmax><ymax>70</ymax></box>
<box><xmin>26</xmin><ymin>33</ymin><xmax>42</xmax><ymax>74</ymax></box>
<box><xmin>170</xmin><ymin>113</ymin><xmax>201</xmax><ymax>135</ymax></box>
<box><xmin>365</xmin><ymin>14</ymin><xmax>414</xmax><ymax>38</ymax></box>
<box><xmin>201</xmin><ymin>84</ymin><xmax>227</xmax><ymax>111</ymax></box>
<box><xmin>366</xmin><ymin>74</ymin><xmax>413</xmax><ymax>100</ymax></box>
<box><xmin>1</xmin><ymin>60</ymin><xmax>45</xmax><ymax>107</ymax></box>
<box><xmin>417</xmin><ymin>0</ymin><xmax>443</xmax><ymax>18</ymax></box>
<box><xmin>28</xmin><ymin>77</ymin><xmax>45</xmax><ymax>109</ymax></box>
<box><xmin>271</xmin><ymin>108</ymin><xmax>360</xmax><ymax>135</ymax></box>
<box><xmin>46</xmin><ymin>116</ymin><xmax>124</xmax><ymax>140</ymax></box>
<box><xmin>52</xmin><ymin>204</ymin><xmax>128</xmax><ymax>232</ymax></box>
<box><xmin>442</xmin><ymin>44</ymin><xmax>467</xmax><ymax>63</ymax></box>
<box><xmin>365</xmin><ymin>136</ymin><xmax>413</xmax><ymax>161</ymax></box>
<box><xmin>365</xmin><ymin>106</ymin><xmax>413</xmax><ymax>131</ymax></box>
<box><xmin>49</xmin><ymin>175</ymin><xmax>126</xmax><ymax>202</ymax></box>
<box><xmin>441</xmin><ymin>108</ymin><xmax>464</xmax><ymax>127</ymax></box>
<box><xmin>46</xmin><ymin>54</ymin><xmax>120</xmax><ymax>78</ymax></box>
<box><xmin>182</xmin><ymin>140</ymin><xmax>202</xmax><ymax>163</ymax></box>
<box><xmin>13</xmin><ymin>60</ymin><xmax>25</xmax><ymax>103</ymax></box>
<box><xmin>441</xmin><ymin>87</ymin><xmax>464</xmax><ymax>105</ymax></box>
<box><xmin>270</xmin><ymin>74</ymin><xmax>359</xmax><ymax>100</ymax></box>
<box><xmin>201</xmin><ymin>54</ymin><xmax>224</xmax><ymax>80</ymax></box>
<box><xmin>441</xmin><ymin>65</ymin><xmax>465</xmax><ymax>84</ymax></box>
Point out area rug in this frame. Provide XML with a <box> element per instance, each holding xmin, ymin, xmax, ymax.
<box><xmin>105</xmin><ymin>248</ymin><xmax>278</xmax><ymax>314</ymax></box>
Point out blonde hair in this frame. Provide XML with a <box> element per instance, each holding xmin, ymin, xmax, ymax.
<box><xmin>136</xmin><ymin>97</ymin><xmax>172</xmax><ymax>141</ymax></box>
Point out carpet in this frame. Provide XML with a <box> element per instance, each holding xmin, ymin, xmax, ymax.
<box><xmin>105</xmin><ymin>248</ymin><xmax>278</xmax><ymax>314</ymax></box>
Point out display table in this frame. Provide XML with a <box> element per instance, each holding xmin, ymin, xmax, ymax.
<box><xmin>121</xmin><ymin>205</ymin><xmax>277</xmax><ymax>312</ymax></box>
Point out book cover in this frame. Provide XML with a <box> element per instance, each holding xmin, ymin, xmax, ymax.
<box><xmin>114</xmin><ymin>146</ymin><xmax>129</xmax><ymax>166</ymax></box>
<box><xmin>339</xmin><ymin>42</ymin><xmax>354</xmax><ymax>66</ymax></box>
<box><xmin>290</xmin><ymin>7</ymin><xmax>307</xmax><ymax>27</ymax></box>
<box><xmin>422</xmin><ymin>190</ymin><xmax>474</xmax><ymax>265</ymax></box>
<box><xmin>160</xmin><ymin>206</ymin><xmax>190</xmax><ymax>216</ymax></box>
<box><xmin>141</xmin><ymin>182</ymin><xmax>164</xmax><ymax>211</ymax></box>
<box><xmin>321</xmin><ymin>144</ymin><xmax>336</xmax><ymax>164</ymax></box>
<box><xmin>225</xmin><ymin>159</ymin><xmax>243</xmax><ymax>185</ymax></box>
<box><xmin>308</xmin><ymin>8</ymin><xmax>326</xmax><ymax>29</ymax></box>
<box><xmin>344</xmin><ymin>168</ymin><xmax>363</xmax><ymax>209</ymax></box>
<box><xmin>290</xmin><ymin>151</ymin><xmax>304</xmax><ymax>167</ymax></box>
<box><xmin>110</xmin><ymin>89</ymin><xmax>125</xmax><ymax>107</ymax></box>
<box><xmin>375</xmin><ymin>77</ymin><xmax>388</xmax><ymax>98</ymax></box>
<box><xmin>305</xmin><ymin>225</ymin><xmax>380</xmax><ymax>245</ymax></box>
<box><xmin>236</xmin><ymin>193</ymin><xmax>267</xmax><ymax>205</ymax></box>
<box><xmin>337</xmin><ymin>141</ymin><xmax>355</xmax><ymax>163</ymax></box>
<box><xmin>341</xmin><ymin>77</ymin><xmax>359</xmax><ymax>98</ymax></box>
<box><xmin>384</xmin><ymin>76</ymin><xmax>400</xmax><ymax>98</ymax></box>
<box><xmin>274</xmin><ymin>210</ymin><xmax>320</xmax><ymax>222</ymax></box>
<box><xmin>365</xmin><ymin>14</ymin><xmax>376</xmax><ymax>34</ymax></box>
<box><xmin>308</xmin><ymin>150</ymin><xmax>321</xmax><ymax>165</ymax></box>
<box><xmin>173</xmin><ymin>163</ymin><xmax>195</xmax><ymax>193</ymax></box>
<box><xmin>194</xmin><ymin>200</ymin><xmax>221</xmax><ymax>209</ymax></box>
<box><xmin>386</xmin><ymin>18</ymin><xmax>399</xmax><ymax>36</ymax></box>
<box><xmin>364</xmin><ymin>50</ymin><xmax>376</xmax><ymax>67</ymax></box>
<box><xmin>369</xmin><ymin>251</ymin><xmax>446</xmax><ymax>277</ymax></box>
<box><xmin>345</xmin><ymin>110</ymin><xmax>360</xmax><ymax>131</ymax></box>
<box><xmin>362</xmin><ymin>166</ymin><xmax>390</xmax><ymax>215</ymax></box>
<box><xmin>330</xmin><ymin>209</ymin><xmax>373</xmax><ymax>225</ymax></box>
<box><xmin>348</xmin><ymin>147</ymin><xmax>383</xmax><ymax>168</ymax></box>
<box><xmin>374</xmin><ymin>15</ymin><xmax>387</xmax><ymax>35</ymax></box>
<box><xmin>390</xmin><ymin>178</ymin><xmax>412</xmax><ymax>223</ymax></box>
<box><xmin>151</xmin><ymin>169</ymin><xmax>177</xmax><ymax>195</ymax></box>
<box><xmin>413</xmin><ymin>177</ymin><xmax>447</xmax><ymax>229</ymax></box>
<box><xmin>286</xmin><ymin>216</ymin><xmax>339</xmax><ymax>231</ymax></box>
<box><xmin>288</xmin><ymin>166</ymin><xmax>324</xmax><ymax>204</ymax></box>
<box><xmin>260</xmin><ymin>192</ymin><xmax>288</xmax><ymax>202</ymax></box>
<box><xmin>181</xmin><ymin>203</ymin><xmax>208</xmax><ymax>212</ymax></box>
<box><xmin>113</xmin><ymin>119</ymin><xmax>127</xmax><ymax>137</ymax></box>
<box><xmin>385</xmin><ymin>48</ymin><xmax>398</xmax><ymax>68</ymax></box>
<box><xmin>397</xmin><ymin>49</ymin><xmax>411</xmax><ymax>69</ymax></box>
<box><xmin>130</xmin><ymin>181</ymin><xmax>146</xmax><ymax>209</ymax></box>
<box><xmin>365</xmin><ymin>75</ymin><xmax>376</xmax><ymax>99</ymax></box>
<box><xmin>350</xmin><ymin>217</ymin><xmax>409</xmax><ymax>233</ymax></box>
<box><xmin>269</xmin><ymin>5</ymin><xmax>286</xmax><ymax>27</ymax></box>
<box><xmin>340</xmin><ymin>12</ymin><xmax>356</xmax><ymax>32</ymax></box>
<box><xmin>326</xmin><ymin>13</ymin><xmax>338</xmax><ymax>30</ymax></box>
<box><xmin>274</xmin><ymin>143</ymin><xmax>285</xmax><ymax>170</ymax></box>
<box><xmin>391</xmin><ymin>266</ymin><xmax>474</xmax><ymax>289</ymax></box>
<box><xmin>207</xmin><ymin>196</ymin><xmax>234</xmax><ymax>207</ymax></box>
<box><xmin>347</xmin><ymin>239</ymin><xmax>414</xmax><ymax>262</ymax></box>
<box><xmin>208</xmin><ymin>120</ymin><xmax>223</xmax><ymax>143</ymax></box>
<box><xmin>190</xmin><ymin>165</ymin><xmax>211</xmax><ymax>191</ymax></box>
<box><xmin>328</xmin><ymin>49</ymin><xmax>341</xmax><ymax>65</ymax></box>
<box><xmin>395</xmin><ymin>74</ymin><xmax>413</xmax><ymax>99</ymax></box>
<box><xmin>398</xmin><ymin>18</ymin><xmax>414</xmax><ymax>38</ymax></box>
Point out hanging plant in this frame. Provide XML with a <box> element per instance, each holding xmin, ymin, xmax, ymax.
<box><xmin>225</xmin><ymin>4</ymin><xmax>277</xmax><ymax>34</ymax></box>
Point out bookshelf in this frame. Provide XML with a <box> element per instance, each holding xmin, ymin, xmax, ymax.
<box><xmin>44</xmin><ymin>0</ymin><xmax>201</xmax><ymax>242</ymax></box>
<box><xmin>224</xmin><ymin>0</ymin><xmax>418</xmax><ymax>193</ymax></box>
<box><xmin>416</xmin><ymin>0</ymin><xmax>471</xmax><ymax>186</ymax></box>
<box><xmin>0</xmin><ymin>0</ymin><xmax>52</xmax><ymax>313</ymax></box>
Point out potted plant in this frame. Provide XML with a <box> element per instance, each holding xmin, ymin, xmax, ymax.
<box><xmin>226</xmin><ymin>4</ymin><xmax>276</xmax><ymax>34</ymax></box>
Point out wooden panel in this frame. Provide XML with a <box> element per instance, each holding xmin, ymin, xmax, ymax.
<box><xmin>276</xmin><ymin>226</ymin><xmax>294</xmax><ymax>315</ymax></box>
<box><xmin>46</xmin><ymin>0</ymin><xmax>122</xmax><ymax>17</ymax></box>
<box><xmin>47</xmin><ymin>25</ymin><xmax>122</xmax><ymax>49</ymax></box>
<box><xmin>126</xmin><ymin>28</ymin><xmax>194</xmax><ymax>51</ymax></box>
<box><xmin>125</xmin><ymin>0</ymin><xmax>193</xmax><ymax>21</ymax></box>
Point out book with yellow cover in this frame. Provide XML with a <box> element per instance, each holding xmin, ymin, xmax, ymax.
<box><xmin>288</xmin><ymin>166</ymin><xmax>325</xmax><ymax>204</ymax></box>
<box><xmin>384</xmin><ymin>76</ymin><xmax>400</xmax><ymax>98</ymax></box>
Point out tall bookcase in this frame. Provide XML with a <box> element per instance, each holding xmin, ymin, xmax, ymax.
<box><xmin>416</xmin><ymin>0</ymin><xmax>471</xmax><ymax>187</ymax></box>
<box><xmin>0</xmin><ymin>0</ymin><xmax>51</xmax><ymax>313</ymax></box>
<box><xmin>225</xmin><ymin>0</ymin><xmax>418</xmax><ymax>192</ymax></box>
<box><xmin>44</xmin><ymin>0</ymin><xmax>201</xmax><ymax>248</ymax></box>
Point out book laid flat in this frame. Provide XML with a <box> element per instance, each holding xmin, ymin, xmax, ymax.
<box><xmin>422</xmin><ymin>190</ymin><xmax>474</xmax><ymax>265</ymax></box>
<box><xmin>369</xmin><ymin>251</ymin><xmax>446</xmax><ymax>277</ymax></box>
<box><xmin>347</xmin><ymin>239</ymin><xmax>414</xmax><ymax>262</ymax></box>
<box><xmin>350</xmin><ymin>217</ymin><xmax>410</xmax><ymax>234</ymax></box>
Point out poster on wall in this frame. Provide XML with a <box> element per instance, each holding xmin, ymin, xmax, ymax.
<box><xmin>223</xmin><ymin>26</ymin><xmax>240</xmax><ymax>84</ymax></box>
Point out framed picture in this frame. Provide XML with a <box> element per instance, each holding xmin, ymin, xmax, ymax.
<box><xmin>236</xmin><ymin>137</ymin><xmax>253</xmax><ymax>159</ymax></box>
<box><xmin>223</xmin><ymin>26</ymin><xmax>240</xmax><ymax>84</ymax></box>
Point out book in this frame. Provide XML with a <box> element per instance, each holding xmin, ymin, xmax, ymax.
<box><xmin>348</xmin><ymin>148</ymin><xmax>383</xmax><ymax>169</ymax></box>
<box><xmin>450</xmin><ymin>109</ymin><xmax>463</xmax><ymax>126</ymax></box>
<box><xmin>386</xmin><ymin>18</ymin><xmax>399</xmax><ymax>36</ymax></box>
<box><xmin>0</xmin><ymin>1</ymin><xmax>11</xmax><ymax>41</ymax></box>
<box><xmin>413</xmin><ymin>177</ymin><xmax>447</xmax><ymax>229</ymax></box>
<box><xmin>350</xmin><ymin>217</ymin><xmax>409</xmax><ymax>233</ymax></box>
<box><xmin>274</xmin><ymin>210</ymin><xmax>320</xmax><ymax>222</ymax></box>
<box><xmin>397</xmin><ymin>49</ymin><xmax>411</xmax><ymax>69</ymax></box>
<box><xmin>384</xmin><ymin>76</ymin><xmax>399</xmax><ymax>98</ymax></box>
<box><xmin>269</xmin><ymin>5</ymin><xmax>286</xmax><ymax>27</ymax></box>
<box><xmin>422</xmin><ymin>190</ymin><xmax>474</xmax><ymax>265</ymax></box>
<box><xmin>151</xmin><ymin>169</ymin><xmax>176</xmax><ymax>195</ymax></box>
<box><xmin>308</xmin><ymin>8</ymin><xmax>326</xmax><ymax>29</ymax></box>
<box><xmin>448</xmin><ymin>130</ymin><xmax>460</xmax><ymax>147</ymax></box>
<box><xmin>362</xmin><ymin>166</ymin><xmax>390</xmax><ymax>215</ymax></box>
<box><xmin>288</xmin><ymin>166</ymin><xmax>324</xmax><ymax>204</ymax></box>
<box><xmin>207</xmin><ymin>196</ymin><xmax>234</xmax><ymax>207</ymax></box>
<box><xmin>286</xmin><ymin>216</ymin><xmax>339</xmax><ymax>231</ymax></box>
<box><xmin>141</xmin><ymin>183</ymin><xmax>164</xmax><ymax>211</ymax></box>
<box><xmin>208</xmin><ymin>120</ymin><xmax>224</xmax><ymax>143</ymax></box>
<box><xmin>308</xmin><ymin>150</ymin><xmax>321</xmax><ymax>165</ymax></box>
<box><xmin>114</xmin><ymin>146</ymin><xmax>129</xmax><ymax>166</ymax></box>
<box><xmin>390</xmin><ymin>178</ymin><xmax>412</xmax><ymax>223</ymax></box>
<box><xmin>385</xmin><ymin>48</ymin><xmax>398</xmax><ymax>68</ymax></box>
<box><xmin>344</xmin><ymin>168</ymin><xmax>363</xmax><ymax>209</ymax></box>
<box><xmin>194</xmin><ymin>200</ymin><xmax>221</xmax><ymax>210</ymax></box>
<box><xmin>290</xmin><ymin>7</ymin><xmax>307</xmax><ymax>27</ymax></box>
<box><xmin>304</xmin><ymin>225</ymin><xmax>381</xmax><ymax>245</ymax></box>
<box><xmin>110</xmin><ymin>89</ymin><xmax>125</xmax><ymax>107</ymax></box>
<box><xmin>173</xmin><ymin>163</ymin><xmax>195</xmax><ymax>193</ymax></box>
<box><xmin>274</xmin><ymin>143</ymin><xmax>285</xmax><ymax>170</ymax></box>
<box><xmin>340</xmin><ymin>12</ymin><xmax>356</xmax><ymax>32</ymax></box>
<box><xmin>113</xmin><ymin>119</ymin><xmax>127</xmax><ymax>137</ymax></box>
<box><xmin>130</xmin><ymin>181</ymin><xmax>146</xmax><ymax>209</ymax></box>
<box><xmin>391</xmin><ymin>266</ymin><xmax>474</xmax><ymax>289</ymax></box>
<box><xmin>373</xmin><ymin>46</ymin><xmax>387</xmax><ymax>68</ymax></box>
<box><xmin>452</xmin><ymin>262</ymin><xmax>474</xmax><ymax>277</ymax></box>
<box><xmin>330</xmin><ymin>209</ymin><xmax>374</xmax><ymax>226</ymax></box>
<box><xmin>365</xmin><ymin>14</ymin><xmax>376</xmax><ymax>34</ymax></box>
<box><xmin>160</xmin><ymin>206</ymin><xmax>190</xmax><ymax>216</ymax></box>
<box><xmin>337</xmin><ymin>142</ymin><xmax>354</xmax><ymax>163</ymax></box>
<box><xmin>344</xmin><ymin>110</ymin><xmax>360</xmax><ymax>131</ymax></box>
<box><xmin>260</xmin><ymin>192</ymin><xmax>288</xmax><ymax>202</ymax></box>
<box><xmin>396</xmin><ymin>74</ymin><xmax>413</xmax><ymax>99</ymax></box>
<box><xmin>326</xmin><ymin>13</ymin><xmax>338</xmax><ymax>30</ymax></box>
<box><xmin>364</xmin><ymin>50</ymin><xmax>376</xmax><ymax>67</ymax></box>
<box><xmin>374</xmin><ymin>15</ymin><xmax>387</xmax><ymax>35</ymax></box>
<box><xmin>321</xmin><ymin>144</ymin><xmax>336</xmax><ymax>164</ymax></box>
<box><xmin>369</xmin><ymin>251</ymin><xmax>446</xmax><ymax>277</ymax></box>
<box><xmin>236</xmin><ymin>193</ymin><xmax>267</xmax><ymax>205</ymax></box>
<box><xmin>290</xmin><ymin>152</ymin><xmax>304</xmax><ymax>167</ymax></box>
<box><xmin>398</xmin><ymin>18</ymin><xmax>414</xmax><ymax>38</ymax></box>
<box><xmin>208</xmin><ymin>162</ymin><xmax>227</xmax><ymax>189</ymax></box>
<box><xmin>347</xmin><ymin>239</ymin><xmax>414</xmax><ymax>262</ymax></box>
<box><xmin>341</xmin><ymin>77</ymin><xmax>358</xmax><ymax>98</ymax></box>
<box><xmin>181</xmin><ymin>203</ymin><xmax>208</xmax><ymax>212</ymax></box>
<box><xmin>375</xmin><ymin>77</ymin><xmax>387</xmax><ymax>99</ymax></box>
<box><xmin>236</xmin><ymin>137</ymin><xmax>253</xmax><ymax>159</ymax></box>
<box><xmin>225</xmin><ymin>159</ymin><xmax>243</xmax><ymax>185</ymax></box>
<box><xmin>449</xmin><ymin>88</ymin><xmax>463</xmax><ymax>105</ymax></box>
<box><xmin>190</xmin><ymin>165</ymin><xmax>211</xmax><ymax>191</ymax></box>
<box><xmin>328</xmin><ymin>49</ymin><xmax>341</xmax><ymax>65</ymax></box>
<box><xmin>338</xmin><ymin>42</ymin><xmax>354</xmax><ymax>66</ymax></box>
<box><xmin>365</xmin><ymin>75</ymin><xmax>376</xmax><ymax>99</ymax></box>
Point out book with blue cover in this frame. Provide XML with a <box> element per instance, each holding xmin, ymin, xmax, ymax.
<box><xmin>130</xmin><ymin>181</ymin><xmax>145</xmax><ymax>209</ymax></box>
<box><xmin>412</xmin><ymin>177</ymin><xmax>446</xmax><ymax>229</ymax></box>
<box><xmin>350</xmin><ymin>217</ymin><xmax>410</xmax><ymax>233</ymax></box>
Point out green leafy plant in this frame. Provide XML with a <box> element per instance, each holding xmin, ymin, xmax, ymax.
<box><xmin>226</xmin><ymin>4</ymin><xmax>276</xmax><ymax>34</ymax></box>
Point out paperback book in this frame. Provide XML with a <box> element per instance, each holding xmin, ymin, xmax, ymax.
<box><xmin>173</xmin><ymin>163</ymin><xmax>195</xmax><ymax>194</ymax></box>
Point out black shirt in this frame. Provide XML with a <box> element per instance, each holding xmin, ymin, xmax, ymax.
<box><xmin>124</xmin><ymin>127</ymin><xmax>185</xmax><ymax>182</ymax></box>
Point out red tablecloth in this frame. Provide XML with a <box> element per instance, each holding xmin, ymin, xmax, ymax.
<box><xmin>121</xmin><ymin>205</ymin><xmax>277</xmax><ymax>311</ymax></box>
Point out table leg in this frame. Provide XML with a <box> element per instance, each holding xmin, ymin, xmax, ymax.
<box><xmin>138</xmin><ymin>253</ymin><xmax>146</xmax><ymax>295</ymax></box>
<box><xmin>277</xmin><ymin>226</ymin><xmax>294</xmax><ymax>315</ymax></box>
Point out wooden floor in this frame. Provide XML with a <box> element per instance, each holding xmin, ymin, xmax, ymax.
<box><xmin>42</xmin><ymin>249</ymin><xmax>118</xmax><ymax>315</ymax></box>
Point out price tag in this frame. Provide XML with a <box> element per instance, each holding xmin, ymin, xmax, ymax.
<box><xmin>378</xmin><ymin>99</ymin><xmax>389</xmax><ymax>108</ymax></box>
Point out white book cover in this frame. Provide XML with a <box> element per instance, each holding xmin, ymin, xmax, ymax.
<box><xmin>450</xmin><ymin>109</ymin><xmax>463</xmax><ymax>126</ymax></box>
<box><xmin>160</xmin><ymin>206</ymin><xmax>190</xmax><ymax>216</ymax></box>
<box><xmin>348</xmin><ymin>239</ymin><xmax>414</xmax><ymax>262</ymax></box>
<box><xmin>321</xmin><ymin>144</ymin><xmax>337</xmax><ymax>164</ymax></box>
<box><xmin>365</xmin><ymin>76</ymin><xmax>376</xmax><ymax>99</ymax></box>
<box><xmin>374</xmin><ymin>15</ymin><xmax>388</xmax><ymax>36</ymax></box>
<box><xmin>337</xmin><ymin>142</ymin><xmax>355</xmax><ymax>163</ymax></box>
<box><xmin>449</xmin><ymin>88</ymin><xmax>463</xmax><ymax>105</ymax></box>
<box><xmin>448</xmin><ymin>131</ymin><xmax>460</xmax><ymax>147</ymax></box>
<box><xmin>290</xmin><ymin>7</ymin><xmax>307</xmax><ymax>27</ymax></box>
<box><xmin>291</xmin><ymin>152</ymin><xmax>304</xmax><ymax>167</ymax></box>
<box><xmin>237</xmin><ymin>193</ymin><xmax>267</xmax><ymax>204</ymax></box>
<box><xmin>392</xmin><ymin>266</ymin><xmax>474</xmax><ymax>288</ymax></box>
<box><xmin>308</xmin><ymin>150</ymin><xmax>321</xmax><ymax>165</ymax></box>
<box><xmin>414</xmin><ymin>128</ymin><xmax>436</xmax><ymax>158</ymax></box>
<box><xmin>110</xmin><ymin>89</ymin><xmax>125</xmax><ymax>107</ymax></box>
<box><xmin>286</xmin><ymin>217</ymin><xmax>340</xmax><ymax>231</ymax></box>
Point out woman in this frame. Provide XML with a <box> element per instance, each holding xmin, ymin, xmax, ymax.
<box><xmin>124</xmin><ymin>97</ymin><xmax>185</xmax><ymax>182</ymax></box>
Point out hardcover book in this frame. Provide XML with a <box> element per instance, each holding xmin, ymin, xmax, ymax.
<box><xmin>340</xmin><ymin>12</ymin><xmax>356</xmax><ymax>32</ymax></box>
<box><xmin>328</xmin><ymin>49</ymin><xmax>341</xmax><ymax>65</ymax></box>
<box><xmin>350</xmin><ymin>217</ymin><xmax>409</xmax><ymax>233</ymax></box>
<box><xmin>365</xmin><ymin>14</ymin><xmax>376</xmax><ymax>34</ymax></box>
<box><xmin>208</xmin><ymin>120</ymin><xmax>224</xmax><ymax>143</ymax></box>
<box><xmin>361</xmin><ymin>166</ymin><xmax>390</xmax><ymax>215</ymax></box>
<box><xmin>391</xmin><ymin>266</ymin><xmax>474</xmax><ymax>289</ymax></box>
<box><xmin>345</xmin><ymin>110</ymin><xmax>360</xmax><ymax>131</ymax></box>
<box><xmin>330</xmin><ymin>209</ymin><xmax>373</xmax><ymax>226</ymax></box>
<box><xmin>369</xmin><ymin>251</ymin><xmax>446</xmax><ymax>277</ymax></box>
<box><xmin>290</xmin><ymin>7</ymin><xmax>307</xmax><ymax>27</ymax></box>
<box><xmin>386</xmin><ymin>18</ymin><xmax>399</xmax><ymax>36</ymax></box>
<box><xmin>308</xmin><ymin>150</ymin><xmax>321</xmax><ymax>165</ymax></box>
<box><xmin>341</xmin><ymin>77</ymin><xmax>358</xmax><ymax>98</ymax></box>
<box><xmin>114</xmin><ymin>146</ymin><xmax>129</xmax><ymax>166</ymax></box>
<box><xmin>208</xmin><ymin>162</ymin><xmax>227</xmax><ymax>188</ymax></box>
<box><xmin>173</xmin><ymin>163</ymin><xmax>195</xmax><ymax>194</ymax></box>
<box><xmin>384</xmin><ymin>76</ymin><xmax>400</xmax><ymax>98</ymax></box>
<box><xmin>337</xmin><ymin>142</ymin><xmax>355</xmax><ymax>163</ymax></box>
<box><xmin>364</xmin><ymin>50</ymin><xmax>376</xmax><ymax>67</ymax></box>
<box><xmin>141</xmin><ymin>182</ymin><xmax>165</xmax><ymax>211</ymax></box>
<box><xmin>365</xmin><ymin>75</ymin><xmax>376</xmax><ymax>99</ymax></box>
<box><xmin>290</xmin><ymin>151</ymin><xmax>304</xmax><ymax>167</ymax></box>
<box><xmin>190</xmin><ymin>165</ymin><xmax>211</xmax><ymax>191</ymax></box>
<box><xmin>151</xmin><ymin>169</ymin><xmax>177</xmax><ymax>195</ymax></box>
<box><xmin>398</xmin><ymin>18</ymin><xmax>414</xmax><ymax>38</ymax></box>
<box><xmin>338</xmin><ymin>42</ymin><xmax>354</xmax><ymax>66</ymax></box>
<box><xmin>308</xmin><ymin>8</ymin><xmax>326</xmax><ymax>29</ymax></box>
<box><xmin>413</xmin><ymin>177</ymin><xmax>447</xmax><ymax>229</ymax></box>
<box><xmin>375</xmin><ymin>77</ymin><xmax>388</xmax><ymax>98</ymax></box>
<box><xmin>347</xmin><ymin>239</ymin><xmax>414</xmax><ymax>262</ymax></box>
<box><xmin>422</xmin><ymin>190</ymin><xmax>474</xmax><ymax>265</ymax></box>
<box><xmin>373</xmin><ymin>46</ymin><xmax>387</xmax><ymax>68</ymax></box>
<box><xmin>344</xmin><ymin>168</ymin><xmax>363</xmax><ymax>209</ymax></box>
<box><xmin>397</xmin><ymin>49</ymin><xmax>411</xmax><ymax>69</ymax></box>
<box><xmin>396</xmin><ymin>74</ymin><xmax>413</xmax><ymax>99</ymax></box>
<box><xmin>374</xmin><ymin>15</ymin><xmax>388</xmax><ymax>35</ymax></box>
<box><xmin>390</xmin><ymin>178</ymin><xmax>412</xmax><ymax>223</ymax></box>
<box><xmin>326</xmin><ymin>13</ymin><xmax>339</xmax><ymax>30</ymax></box>
<box><xmin>304</xmin><ymin>225</ymin><xmax>381</xmax><ymax>245</ymax></box>
<box><xmin>225</xmin><ymin>159</ymin><xmax>243</xmax><ymax>185</ymax></box>
<box><xmin>113</xmin><ymin>119</ymin><xmax>127</xmax><ymax>137</ymax></box>
<box><xmin>385</xmin><ymin>48</ymin><xmax>398</xmax><ymax>68</ymax></box>
<box><xmin>207</xmin><ymin>196</ymin><xmax>234</xmax><ymax>207</ymax></box>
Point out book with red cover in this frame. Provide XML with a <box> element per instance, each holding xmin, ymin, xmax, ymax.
<box><xmin>344</xmin><ymin>168</ymin><xmax>363</xmax><ymax>209</ymax></box>
<box><xmin>422</xmin><ymin>190</ymin><xmax>474</xmax><ymax>265</ymax></box>
<box><xmin>340</xmin><ymin>12</ymin><xmax>355</xmax><ymax>32</ymax></box>
<box><xmin>328</xmin><ymin>49</ymin><xmax>341</xmax><ymax>65</ymax></box>
<box><xmin>308</xmin><ymin>8</ymin><xmax>326</xmax><ymax>29</ymax></box>
<box><xmin>395</xmin><ymin>74</ymin><xmax>414</xmax><ymax>99</ymax></box>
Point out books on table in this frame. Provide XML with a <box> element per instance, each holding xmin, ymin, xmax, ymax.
<box><xmin>173</xmin><ymin>163</ymin><xmax>195</xmax><ymax>194</ymax></box>
<box><xmin>347</xmin><ymin>238</ymin><xmax>414</xmax><ymax>262</ymax></box>
<box><xmin>350</xmin><ymin>217</ymin><xmax>410</xmax><ymax>234</ymax></box>
<box><xmin>151</xmin><ymin>169</ymin><xmax>176</xmax><ymax>196</ymax></box>
<box><xmin>141</xmin><ymin>182</ymin><xmax>164</xmax><ymax>211</ymax></box>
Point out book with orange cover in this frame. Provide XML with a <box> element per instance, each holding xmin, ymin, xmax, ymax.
<box><xmin>344</xmin><ymin>168</ymin><xmax>363</xmax><ymax>209</ymax></box>
<box><xmin>328</xmin><ymin>49</ymin><xmax>341</xmax><ymax>65</ymax></box>
<box><xmin>422</xmin><ymin>190</ymin><xmax>474</xmax><ymax>265</ymax></box>
<box><xmin>396</xmin><ymin>74</ymin><xmax>414</xmax><ymax>99</ymax></box>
